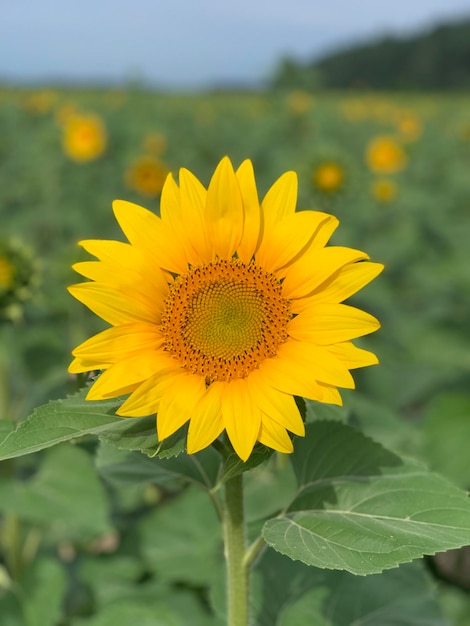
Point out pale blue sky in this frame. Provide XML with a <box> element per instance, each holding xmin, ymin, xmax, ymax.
<box><xmin>1</xmin><ymin>0</ymin><xmax>470</xmax><ymax>88</ymax></box>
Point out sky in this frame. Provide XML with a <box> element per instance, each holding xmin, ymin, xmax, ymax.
<box><xmin>1</xmin><ymin>0</ymin><xmax>470</xmax><ymax>89</ymax></box>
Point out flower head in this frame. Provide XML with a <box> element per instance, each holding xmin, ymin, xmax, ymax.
<box><xmin>62</xmin><ymin>114</ymin><xmax>107</xmax><ymax>162</ymax></box>
<box><xmin>0</xmin><ymin>238</ymin><xmax>39</xmax><ymax>323</ymax></box>
<box><xmin>69</xmin><ymin>158</ymin><xmax>383</xmax><ymax>461</ymax></box>
<box><xmin>125</xmin><ymin>156</ymin><xmax>169</xmax><ymax>198</ymax></box>
<box><xmin>312</xmin><ymin>161</ymin><xmax>345</xmax><ymax>194</ymax></box>
<box><xmin>371</xmin><ymin>178</ymin><xmax>397</xmax><ymax>203</ymax></box>
<box><xmin>366</xmin><ymin>136</ymin><xmax>407</xmax><ymax>174</ymax></box>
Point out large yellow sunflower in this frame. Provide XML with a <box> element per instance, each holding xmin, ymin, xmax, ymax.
<box><xmin>69</xmin><ymin>157</ymin><xmax>383</xmax><ymax>461</ymax></box>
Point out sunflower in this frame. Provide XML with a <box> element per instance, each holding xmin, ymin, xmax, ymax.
<box><xmin>125</xmin><ymin>155</ymin><xmax>169</xmax><ymax>198</ymax></box>
<box><xmin>312</xmin><ymin>161</ymin><xmax>345</xmax><ymax>194</ymax></box>
<box><xmin>0</xmin><ymin>256</ymin><xmax>14</xmax><ymax>291</ymax></box>
<box><xmin>366</xmin><ymin>136</ymin><xmax>407</xmax><ymax>174</ymax></box>
<box><xmin>69</xmin><ymin>157</ymin><xmax>383</xmax><ymax>461</ymax></box>
<box><xmin>62</xmin><ymin>114</ymin><xmax>107</xmax><ymax>163</ymax></box>
<box><xmin>371</xmin><ymin>178</ymin><xmax>397</xmax><ymax>203</ymax></box>
<box><xmin>0</xmin><ymin>238</ymin><xmax>39</xmax><ymax>323</ymax></box>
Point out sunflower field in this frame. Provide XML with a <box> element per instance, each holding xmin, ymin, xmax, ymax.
<box><xmin>1</xmin><ymin>85</ymin><xmax>470</xmax><ymax>626</ymax></box>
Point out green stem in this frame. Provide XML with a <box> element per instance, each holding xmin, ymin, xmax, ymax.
<box><xmin>223</xmin><ymin>472</ymin><xmax>249</xmax><ymax>626</ymax></box>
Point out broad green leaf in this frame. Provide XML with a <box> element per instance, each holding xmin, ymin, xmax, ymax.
<box><xmin>263</xmin><ymin>421</ymin><xmax>470</xmax><ymax>575</ymax></box>
<box><xmin>254</xmin><ymin>550</ymin><xmax>449</xmax><ymax>626</ymax></box>
<box><xmin>96</xmin><ymin>440</ymin><xmax>221</xmax><ymax>490</ymax></box>
<box><xmin>0</xmin><ymin>444</ymin><xmax>110</xmax><ymax>538</ymax></box>
<box><xmin>0</xmin><ymin>388</ymin><xmax>124</xmax><ymax>460</ymax></box>
<box><xmin>0</xmin><ymin>558</ymin><xmax>67</xmax><ymax>626</ymax></box>
<box><xmin>78</xmin><ymin>555</ymin><xmax>221</xmax><ymax>626</ymax></box>
<box><xmin>422</xmin><ymin>391</ymin><xmax>470</xmax><ymax>488</ymax></box>
<box><xmin>0</xmin><ymin>387</ymin><xmax>187</xmax><ymax>461</ymax></box>
<box><xmin>139</xmin><ymin>485</ymin><xmax>223</xmax><ymax>586</ymax></box>
<box><xmin>74</xmin><ymin>602</ymin><xmax>180</xmax><ymax>626</ymax></box>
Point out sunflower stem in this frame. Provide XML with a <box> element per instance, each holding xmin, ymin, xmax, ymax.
<box><xmin>223</xmin><ymin>472</ymin><xmax>249</xmax><ymax>626</ymax></box>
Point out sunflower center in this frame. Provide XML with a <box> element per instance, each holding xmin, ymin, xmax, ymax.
<box><xmin>161</xmin><ymin>259</ymin><xmax>291</xmax><ymax>383</ymax></box>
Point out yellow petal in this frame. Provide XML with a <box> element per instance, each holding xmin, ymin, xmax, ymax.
<box><xmin>186</xmin><ymin>383</ymin><xmax>225</xmax><ymax>454</ymax></box>
<box><xmin>235</xmin><ymin>159</ymin><xmax>261</xmax><ymax>262</ymax></box>
<box><xmin>206</xmin><ymin>156</ymin><xmax>244</xmax><ymax>260</ymax></box>
<box><xmin>72</xmin><ymin>323</ymin><xmax>163</xmax><ymax>363</ymax></box>
<box><xmin>159</xmin><ymin>172</ymin><xmax>182</xmax><ymax>231</ymax></box>
<box><xmin>178</xmin><ymin>168</ymin><xmax>211</xmax><ymax>263</ymax></box>
<box><xmin>222</xmin><ymin>378</ymin><xmax>261</xmax><ymax>461</ymax></box>
<box><xmin>117</xmin><ymin>368</ymin><xmax>179</xmax><ymax>417</ymax></box>
<box><xmin>275</xmin><ymin>340</ymin><xmax>355</xmax><ymax>389</ymax></box>
<box><xmin>316</xmin><ymin>383</ymin><xmax>343</xmax><ymax>406</ymax></box>
<box><xmin>257</xmin><ymin>352</ymin><xmax>325</xmax><ymax>401</ymax></box>
<box><xmin>72</xmin><ymin>261</ymin><xmax>166</xmax><ymax>312</ymax></box>
<box><xmin>261</xmin><ymin>171</ymin><xmax>297</xmax><ymax>226</ymax></box>
<box><xmin>326</xmin><ymin>341</ymin><xmax>379</xmax><ymax>369</ymax></box>
<box><xmin>307</xmin><ymin>215</ymin><xmax>339</xmax><ymax>250</ymax></box>
<box><xmin>288</xmin><ymin>303</ymin><xmax>381</xmax><ymax>344</ymax></box>
<box><xmin>255</xmin><ymin>211</ymin><xmax>332</xmax><ymax>274</ymax></box>
<box><xmin>112</xmin><ymin>199</ymin><xmax>189</xmax><ymax>274</ymax></box>
<box><xmin>77</xmin><ymin>239</ymin><xmax>169</xmax><ymax>295</ymax></box>
<box><xmin>87</xmin><ymin>350</ymin><xmax>177</xmax><ymax>400</ymax></box>
<box><xmin>292</xmin><ymin>261</ymin><xmax>384</xmax><ymax>311</ymax></box>
<box><xmin>257</xmin><ymin>416</ymin><xmax>294</xmax><ymax>454</ymax></box>
<box><xmin>246</xmin><ymin>371</ymin><xmax>304</xmax><ymax>436</ymax></box>
<box><xmin>282</xmin><ymin>247</ymin><xmax>369</xmax><ymax>300</ymax></box>
<box><xmin>68</xmin><ymin>358</ymin><xmax>109</xmax><ymax>374</ymax></box>
<box><xmin>68</xmin><ymin>283</ymin><xmax>159</xmax><ymax>325</ymax></box>
<box><xmin>156</xmin><ymin>372</ymin><xmax>206</xmax><ymax>440</ymax></box>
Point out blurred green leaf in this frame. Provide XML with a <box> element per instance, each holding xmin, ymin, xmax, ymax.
<box><xmin>422</xmin><ymin>391</ymin><xmax>470</xmax><ymax>488</ymax></box>
<box><xmin>263</xmin><ymin>421</ymin><xmax>470</xmax><ymax>575</ymax></box>
<box><xmin>0</xmin><ymin>558</ymin><xmax>66</xmax><ymax>626</ymax></box>
<box><xmin>0</xmin><ymin>444</ymin><xmax>110</xmax><ymax>538</ymax></box>
<box><xmin>253</xmin><ymin>550</ymin><xmax>449</xmax><ymax>626</ymax></box>
<box><xmin>96</xmin><ymin>440</ymin><xmax>221</xmax><ymax>490</ymax></box>
<box><xmin>139</xmin><ymin>485</ymin><xmax>223</xmax><ymax>586</ymax></box>
<box><xmin>74</xmin><ymin>602</ymin><xmax>181</xmax><ymax>626</ymax></box>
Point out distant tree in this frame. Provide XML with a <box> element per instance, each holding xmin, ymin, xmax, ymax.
<box><xmin>270</xmin><ymin>17</ymin><xmax>470</xmax><ymax>90</ymax></box>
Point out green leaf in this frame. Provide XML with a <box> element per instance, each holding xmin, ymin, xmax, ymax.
<box><xmin>0</xmin><ymin>388</ymin><xmax>124</xmax><ymax>460</ymax></box>
<box><xmin>0</xmin><ymin>444</ymin><xmax>110</xmax><ymax>538</ymax></box>
<box><xmin>422</xmin><ymin>391</ymin><xmax>470</xmax><ymax>488</ymax></box>
<box><xmin>74</xmin><ymin>602</ymin><xmax>181</xmax><ymax>626</ymax></box>
<box><xmin>217</xmin><ymin>443</ymin><xmax>274</xmax><ymax>486</ymax></box>
<box><xmin>0</xmin><ymin>558</ymin><xmax>67</xmax><ymax>626</ymax></box>
<box><xmin>253</xmin><ymin>550</ymin><xmax>449</xmax><ymax>626</ymax></box>
<box><xmin>0</xmin><ymin>387</ymin><xmax>188</xmax><ymax>461</ymax></box>
<box><xmin>263</xmin><ymin>421</ymin><xmax>470</xmax><ymax>575</ymax></box>
<box><xmin>96</xmin><ymin>440</ymin><xmax>221</xmax><ymax>490</ymax></box>
<box><xmin>139</xmin><ymin>485</ymin><xmax>223</xmax><ymax>586</ymax></box>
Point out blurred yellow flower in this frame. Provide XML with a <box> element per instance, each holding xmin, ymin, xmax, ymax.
<box><xmin>69</xmin><ymin>157</ymin><xmax>383</xmax><ymax>461</ymax></box>
<box><xmin>0</xmin><ymin>238</ymin><xmax>39</xmax><ymax>323</ymax></box>
<box><xmin>62</xmin><ymin>114</ymin><xmax>107</xmax><ymax>162</ymax></box>
<box><xmin>372</xmin><ymin>178</ymin><xmax>397</xmax><ymax>203</ymax></box>
<box><xmin>396</xmin><ymin>112</ymin><xmax>422</xmax><ymax>141</ymax></box>
<box><xmin>55</xmin><ymin>102</ymin><xmax>79</xmax><ymax>126</ymax></box>
<box><xmin>125</xmin><ymin>156</ymin><xmax>169</xmax><ymax>197</ymax></box>
<box><xmin>366</xmin><ymin>136</ymin><xmax>407</xmax><ymax>174</ymax></box>
<box><xmin>0</xmin><ymin>256</ymin><xmax>14</xmax><ymax>291</ymax></box>
<box><xmin>287</xmin><ymin>90</ymin><xmax>313</xmax><ymax>115</ymax></box>
<box><xmin>24</xmin><ymin>89</ymin><xmax>57</xmax><ymax>115</ymax></box>
<box><xmin>142</xmin><ymin>132</ymin><xmax>167</xmax><ymax>155</ymax></box>
<box><xmin>312</xmin><ymin>162</ymin><xmax>345</xmax><ymax>193</ymax></box>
